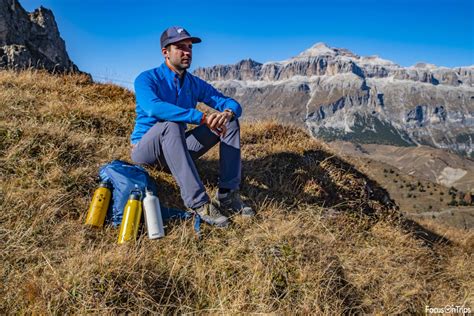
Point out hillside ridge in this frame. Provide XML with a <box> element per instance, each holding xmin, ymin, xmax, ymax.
<box><xmin>1</xmin><ymin>70</ymin><xmax>472</xmax><ymax>314</ymax></box>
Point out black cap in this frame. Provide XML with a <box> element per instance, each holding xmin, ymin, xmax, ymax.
<box><xmin>160</xmin><ymin>26</ymin><xmax>202</xmax><ymax>49</ymax></box>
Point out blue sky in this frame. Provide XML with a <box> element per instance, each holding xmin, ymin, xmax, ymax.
<box><xmin>22</xmin><ymin>0</ymin><xmax>474</xmax><ymax>89</ymax></box>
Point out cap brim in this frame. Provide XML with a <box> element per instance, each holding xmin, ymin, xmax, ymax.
<box><xmin>164</xmin><ymin>36</ymin><xmax>202</xmax><ymax>48</ymax></box>
<box><xmin>189</xmin><ymin>36</ymin><xmax>202</xmax><ymax>43</ymax></box>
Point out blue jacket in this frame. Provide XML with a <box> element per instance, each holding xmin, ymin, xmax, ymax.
<box><xmin>131</xmin><ymin>62</ymin><xmax>242</xmax><ymax>144</ymax></box>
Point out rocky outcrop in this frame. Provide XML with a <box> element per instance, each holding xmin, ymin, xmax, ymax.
<box><xmin>196</xmin><ymin>59</ymin><xmax>263</xmax><ymax>81</ymax></box>
<box><xmin>0</xmin><ymin>0</ymin><xmax>79</xmax><ymax>72</ymax></box>
<box><xmin>193</xmin><ymin>43</ymin><xmax>474</xmax><ymax>157</ymax></box>
<box><xmin>194</xmin><ymin>42</ymin><xmax>473</xmax><ymax>87</ymax></box>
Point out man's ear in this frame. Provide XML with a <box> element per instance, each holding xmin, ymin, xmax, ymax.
<box><xmin>161</xmin><ymin>47</ymin><xmax>168</xmax><ymax>59</ymax></box>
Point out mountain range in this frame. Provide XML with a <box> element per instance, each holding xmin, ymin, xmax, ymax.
<box><xmin>194</xmin><ymin>43</ymin><xmax>474</xmax><ymax>157</ymax></box>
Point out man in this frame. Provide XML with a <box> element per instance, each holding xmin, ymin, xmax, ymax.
<box><xmin>130</xmin><ymin>26</ymin><xmax>254</xmax><ymax>227</ymax></box>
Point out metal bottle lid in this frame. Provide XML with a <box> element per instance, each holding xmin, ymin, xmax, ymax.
<box><xmin>129</xmin><ymin>189</ymin><xmax>142</xmax><ymax>201</ymax></box>
<box><xmin>98</xmin><ymin>180</ymin><xmax>112</xmax><ymax>189</ymax></box>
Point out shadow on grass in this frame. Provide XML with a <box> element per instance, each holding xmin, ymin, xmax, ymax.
<box><xmin>149</xmin><ymin>148</ymin><xmax>451</xmax><ymax>248</ymax></box>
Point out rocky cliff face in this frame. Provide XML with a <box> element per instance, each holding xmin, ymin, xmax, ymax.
<box><xmin>0</xmin><ymin>0</ymin><xmax>79</xmax><ymax>72</ymax></box>
<box><xmin>194</xmin><ymin>43</ymin><xmax>474</xmax><ymax>157</ymax></box>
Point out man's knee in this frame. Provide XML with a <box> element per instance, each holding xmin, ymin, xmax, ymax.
<box><xmin>227</xmin><ymin>118</ymin><xmax>240</xmax><ymax>131</ymax></box>
<box><xmin>162</xmin><ymin>121</ymin><xmax>186</xmax><ymax>137</ymax></box>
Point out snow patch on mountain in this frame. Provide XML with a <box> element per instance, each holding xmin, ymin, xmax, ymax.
<box><xmin>438</xmin><ymin>167</ymin><xmax>468</xmax><ymax>187</ymax></box>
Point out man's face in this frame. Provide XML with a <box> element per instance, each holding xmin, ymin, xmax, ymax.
<box><xmin>162</xmin><ymin>39</ymin><xmax>193</xmax><ymax>71</ymax></box>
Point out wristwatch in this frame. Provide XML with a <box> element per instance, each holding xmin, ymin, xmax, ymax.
<box><xmin>224</xmin><ymin>109</ymin><xmax>235</xmax><ymax>121</ymax></box>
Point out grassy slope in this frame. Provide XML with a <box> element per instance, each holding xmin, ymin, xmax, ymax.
<box><xmin>0</xmin><ymin>71</ymin><xmax>472</xmax><ymax>314</ymax></box>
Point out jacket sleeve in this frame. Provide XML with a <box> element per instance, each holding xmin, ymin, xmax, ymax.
<box><xmin>196</xmin><ymin>77</ymin><xmax>242</xmax><ymax>118</ymax></box>
<box><xmin>134</xmin><ymin>72</ymin><xmax>203</xmax><ymax>125</ymax></box>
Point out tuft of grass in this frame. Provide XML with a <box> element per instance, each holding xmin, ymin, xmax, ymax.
<box><xmin>1</xmin><ymin>70</ymin><xmax>472</xmax><ymax>314</ymax></box>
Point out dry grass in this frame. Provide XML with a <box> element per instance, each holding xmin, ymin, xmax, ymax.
<box><xmin>0</xmin><ymin>70</ymin><xmax>472</xmax><ymax>314</ymax></box>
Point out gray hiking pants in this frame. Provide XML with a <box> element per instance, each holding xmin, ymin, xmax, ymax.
<box><xmin>131</xmin><ymin>119</ymin><xmax>241</xmax><ymax>209</ymax></box>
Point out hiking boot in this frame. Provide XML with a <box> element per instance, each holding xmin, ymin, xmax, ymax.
<box><xmin>216</xmin><ymin>190</ymin><xmax>255</xmax><ymax>217</ymax></box>
<box><xmin>192</xmin><ymin>201</ymin><xmax>229</xmax><ymax>228</ymax></box>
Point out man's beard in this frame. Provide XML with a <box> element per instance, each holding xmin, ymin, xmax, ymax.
<box><xmin>178</xmin><ymin>63</ymin><xmax>191</xmax><ymax>70</ymax></box>
<box><xmin>168</xmin><ymin>57</ymin><xmax>192</xmax><ymax>73</ymax></box>
<box><xmin>179</xmin><ymin>59</ymin><xmax>192</xmax><ymax>70</ymax></box>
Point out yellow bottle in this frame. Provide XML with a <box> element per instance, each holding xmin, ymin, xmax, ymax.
<box><xmin>117</xmin><ymin>188</ymin><xmax>143</xmax><ymax>244</ymax></box>
<box><xmin>85</xmin><ymin>181</ymin><xmax>112</xmax><ymax>227</ymax></box>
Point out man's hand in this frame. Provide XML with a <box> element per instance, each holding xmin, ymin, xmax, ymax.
<box><xmin>203</xmin><ymin>111</ymin><xmax>233</xmax><ymax>136</ymax></box>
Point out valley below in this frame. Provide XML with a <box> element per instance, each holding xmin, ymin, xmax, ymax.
<box><xmin>327</xmin><ymin>141</ymin><xmax>474</xmax><ymax>229</ymax></box>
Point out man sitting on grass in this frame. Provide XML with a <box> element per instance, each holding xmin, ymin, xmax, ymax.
<box><xmin>130</xmin><ymin>26</ymin><xmax>254</xmax><ymax>227</ymax></box>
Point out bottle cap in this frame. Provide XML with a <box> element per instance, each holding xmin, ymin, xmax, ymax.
<box><xmin>129</xmin><ymin>187</ymin><xmax>142</xmax><ymax>200</ymax></box>
<box><xmin>98</xmin><ymin>180</ymin><xmax>112</xmax><ymax>189</ymax></box>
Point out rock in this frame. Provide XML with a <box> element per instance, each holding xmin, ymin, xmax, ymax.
<box><xmin>194</xmin><ymin>59</ymin><xmax>262</xmax><ymax>81</ymax></box>
<box><xmin>464</xmin><ymin>192</ymin><xmax>473</xmax><ymax>205</ymax></box>
<box><xmin>0</xmin><ymin>0</ymin><xmax>80</xmax><ymax>73</ymax></box>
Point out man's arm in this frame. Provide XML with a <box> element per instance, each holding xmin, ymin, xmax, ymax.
<box><xmin>135</xmin><ymin>72</ymin><xmax>203</xmax><ymax>124</ymax></box>
<box><xmin>197</xmin><ymin>77</ymin><xmax>242</xmax><ymax>118</ymax></box>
